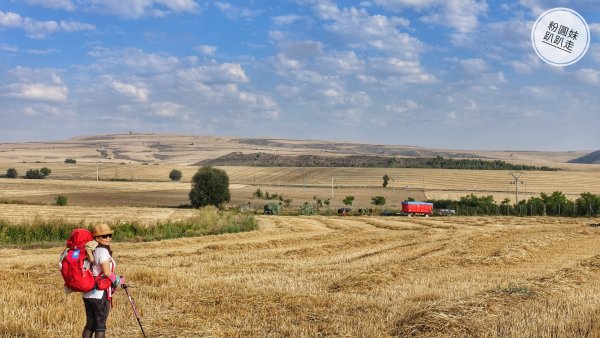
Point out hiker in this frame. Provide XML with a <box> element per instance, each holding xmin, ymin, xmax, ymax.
<box><xmin>81</xmin><ymin>223</ymin><xmax>124</xmax><ymax>338</ymax></box>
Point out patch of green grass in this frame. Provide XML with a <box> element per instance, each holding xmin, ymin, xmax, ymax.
<box><xmin>0</xmin><ymin>206</ymin><xmax>258</xmax><ymax>248</ymax></box>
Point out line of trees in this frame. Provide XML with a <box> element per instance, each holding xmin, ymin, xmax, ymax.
<box><xmin>5</xmin><ymin>167</ymin><xmax>52</xmax><ymax>179</ymax></box>
<box><xmin>425</xmin><ymin>156</ymin><xmax>558</xmax><ymax>171</ymax></box>
<box><xmin>429</xmin><ymin>192</ymin><xmax>600</xmax><ymax>217</ymax></box>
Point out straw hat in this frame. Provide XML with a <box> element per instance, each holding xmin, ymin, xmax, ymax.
<box><xmin>93</xmin><ymin>223</ymin><xmax>113</xmax><ymax>237</ymax></box>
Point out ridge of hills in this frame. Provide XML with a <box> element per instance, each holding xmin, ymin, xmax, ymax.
<box><xmin>568</xmin><ymin>150</ymin><xmax>600</xmax><ymax>164</ymax></box>
<box><xmin>0</xmin><ymin>133</ymin><xmax>595</xmax><ymax>166</ymax></box>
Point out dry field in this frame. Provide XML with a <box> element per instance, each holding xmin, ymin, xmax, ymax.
<box><xmin>1</xmin><ymin>133</ymin><xmax>599</xmax><ymax>207</ymax></box>
<box><xmin>2</xmin><ymin>134</ymin><xmax>600</xmax><ymax>337</ymax></box>
<box><xmin>2</xmin><ymin>215</ymin><xmax>600</xmax><ymax>337</ymax></box>
<box><xmin>1</xmin><ymin>164</ymin><xmax>599</xmax><ymax>209</ymax></box>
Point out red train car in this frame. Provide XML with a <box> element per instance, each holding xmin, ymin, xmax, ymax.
<box><xmin>401</xmin><ymin>201</ymin><xmax>433</xmax><ymax>216</ymax></box>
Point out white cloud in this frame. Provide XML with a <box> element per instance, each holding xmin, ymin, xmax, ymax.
<box><xmin>24</xmin><ymin>0</ymin><xmax>76</xmax><ymax>11</ymax></box>
<box><xmin>214</xmin><ymin>2</ymin><xmax>262</xmax><ymax>19</ymax></box>
<box><xmin>109</xmin><ymin>80</ymin><xmax>149</xmax><ymax>102</ymax></box>
<box><xmin>21</xmin><ymin>104</ymin><xmax>74</xmax><ymax>117</ymax></box>
<box><xmin>195</xmin><ymin>45</ymin><xmax>217</xmax><ymax>56</ymax></box>
<box><xmin>5</xmin><ymin>83</ymin><xmax>69</xmax><ymax>101</ymax></box>
<box><xmin>273</xmin><ymin>15</ymin><xmax>302</xmax><ymax>26</ymax></box>
<box><xmin>20</xmin><ymin>0</ymin><xmax>200</xmax><ymax>19</ymax></box>
<box><xmin>0</xmin><ymin>10</ymin><xmax>94</xmax><ymax>39</ymax></box>
<box><xmin>2</xmin><ymin>67</ymin><xmax>69</xmax><ymax>102</ymax></box>
<box><xmin>0</xmin><ymin>11</ymin><xmax>22</xmax><ymax>27</ymax></box>
<box><xmin>574</xmin><ymin>68</ymin><xmax>600</xmax><ymax>85</ymax></box>
<box><xmin>150</xmin><ymin>102</ymin><xmax>183</xmax><ymax>117</ymax></box>
<box><xmin>313</xmin><ymin>3</ymin><xmax>423</xmax><ymax>59</ymax></box>
<box><xmin>508</xmin><ymin>54</ymin><xmax>543</xmax><ymax>74</ymax></box>
<box><xmin>457</xmin><ymin>58</ymin><xmax>488</xmax><ymax>74</ymax></box>
<box><xmin>374</xmin><ymin>0</ymin><xmax>439</xmax><ymax>9</ymax></box>
<box><xmin>88</xmin><ymin>47</ymin><xmax>182</xmax><ymax>73</ymax></box>
<box><xmin>386</xmin><ymin>99</ymin><xmax>418</xmax><ymax>113</ymax></box>
<box><xmin>278</xmin><ymin>40</ymin><xmax>324</xmax><ymax>59</ymax></box>
<box><xmin>181</xmin><ymin>63</ymin><xmax>249</xmax><ymax>84</ymax></box>
<box><xmin>375</xmin><ymin>0</ymin><xmax>488</xmax><ymax>33</ymax></box>
<box><xmin>82</xmin><ymin>0</ymin><xmax>199</xmax><ymax>18</ymax></box>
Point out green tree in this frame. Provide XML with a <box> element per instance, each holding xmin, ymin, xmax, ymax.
<box><xmin>189</xmin><ymin>166</ymin><xmax>231</xmax><ymax>208</ymax></box>
<box><xmin>371</xmin><ymin>196</ymin><xmax>386</xmax><ymax>206</ymax></box>
<box><xmin>343</xmin><ymin>196</ymin><xmax>355</xmax><ymax>206</ymax></box>
<box><xmin>169</xmin><ymin>169</ymin><xmax>183</xmax><ymax>181</ymax></box>
<box><xmin>253</xmin><ymin>188</ymin><xmax>264</xmax><ymax>199</ymax></box>
<box><xmin>40</xmin><ymin>167</ymin><xmax>52</xmax><ymax>177</ymax></box>
<box><xmin>6</xmin><ymin>168</ymin><xmax>18</xmax><ymax>178</ymax></box>
<box><xmin>382</xmin><ymin>174</ymin><xmax>390</xmax><ymax>187</ymax></box>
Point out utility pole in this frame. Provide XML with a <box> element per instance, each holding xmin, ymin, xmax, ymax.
<box><xmin>96</xmin><ymin>161</ymin><xmax>99</xmax><ymax>182</ymax></box>
<box><xmin>508</xmin><ymin>171</ymin><xmax>525</xmax><ymax>204</ymax></box>
<box><xmin>331</xmin><ymin>177</ymin><xmax>335</xmax><ymax>199</ymax></box>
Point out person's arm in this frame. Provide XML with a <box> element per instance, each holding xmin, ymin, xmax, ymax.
<box><xmin>100</xmin><ymin>258</ymin><xmax>112</xmax><ymax>277</ymax></box>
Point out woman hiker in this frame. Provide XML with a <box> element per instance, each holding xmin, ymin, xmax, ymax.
<box><xmin>82</xmin><ymin>223</ymin><xmax>124</xmax><ymax>338</ymax></box>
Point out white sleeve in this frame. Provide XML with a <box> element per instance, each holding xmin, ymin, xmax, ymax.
<box><xmin>94</xmin><ymin>247</ymin><xmax>111</xmax><ymax>265</ymax></box>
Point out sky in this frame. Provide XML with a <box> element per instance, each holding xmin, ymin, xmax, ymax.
<box><xmin>1</xmin><ymin>0</ymin><xmax>599</xmax><ymax>151</ymax></box>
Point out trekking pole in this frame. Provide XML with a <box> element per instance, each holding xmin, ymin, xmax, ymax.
<box><xmin>122</xmin><ymin>284</ymin><xmax>148</xmax><ymax>338</ymax></box>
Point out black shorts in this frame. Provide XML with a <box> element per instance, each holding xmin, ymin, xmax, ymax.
<box><xmin>83</xmin><ymin>292</ymin><xmax>110</xmax><ymax>332</ymax></box>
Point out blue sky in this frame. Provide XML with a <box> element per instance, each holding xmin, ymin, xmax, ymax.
<box><xmin>1</xmin><ymin>0</ymin><xmax>599</xmax><ymax>151</ymax></box>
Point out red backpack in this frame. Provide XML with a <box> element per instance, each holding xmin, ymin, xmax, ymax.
<box><xmin>60</xmin><ymin>228</ymin><xmax>96</xmax><ymax>292</ymax></box>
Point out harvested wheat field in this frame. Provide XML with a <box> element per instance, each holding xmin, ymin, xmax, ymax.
<box><xmin>2</xmin><ymin>215</ymin><xmax>600</xmax><ymax>337</ymax></box>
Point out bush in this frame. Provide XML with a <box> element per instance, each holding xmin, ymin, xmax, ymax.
<box><xmin>25</xmin><ymin>169</ymin><xmax>44</xmax><ymax>179</ymax></box>
<box><xmin>169</xmin><ymin>169</ymin><xmax>182</xmax><ymax>181</ymax></box>
<box><xmin>343</xmin><ymin>196</ymin><xmax>354</xmax><ymax>206</ymax></box>
<box><xmin>40</xmin><ymin>167</ymin><xmax>51</xmax><ymax>177</ymax></box>
<box><xmin>189</xmin><ymin>166</ymin><xmax>231</xmax><ymax>208</ymax></box>
<box><xmin>64</xmin><ymin>159</ymin><xmax>76</xmax><ymax>164</ymax></box>
<box><xmin>55</xmin><ymin>195</ymin><xmax>68</xmax><ymax>206</ymax></box>
<box><xmin>371</xmin><ymin>196</ymin><xmax>386</xmax><ymax>206</ymax></box>
<box><xmin>5</xmin><ymin>168</ymin><xmax>17</xmax><ymax>178</ymax></box>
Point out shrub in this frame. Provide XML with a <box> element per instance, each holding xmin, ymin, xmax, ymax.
<box><xmin>169</xmin><ymin>169</ymin><xmax>182</xmax><ymax>181</ymax></box>
<box><xmin>371</xmin><ymin>196</ymin><xmax>386</xmax><ymax>206</ymax></box>
<box><xmin>5</xmin><ymin>168</ymin><xmax>18</xmax><ymax>178</ymax></box>
<box><xmin>55</xmin><ymin>195</ymin><xmax>68</xmax><ymax>206</ymax></box>
<box><xmin>25</xmin><ymin>169</ymin><xmax>44</xmax><ymax>179</ymax></box>
<box><xmin>40</xmin><ymin>167</ymin><xmax>52</xmax><ymax>177</ymax></box>
<box><xmin>343</xmin><ymin>196</ymin><xmax>355</xmax><ymax>206</ymax></box>
<box><xmin>64</xmin><ymin>158</ymin><xmax>77</xmax><ymax>164</ymax></box>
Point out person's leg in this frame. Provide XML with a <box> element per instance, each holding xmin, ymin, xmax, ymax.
<box><xmin>82</xmin><ymin>298</ymin><xmax>95</xmax><ymax>338</ymax></box>
<box><xmin>91</xmin><ymin>292</ymin><xmax>110</xmax><ymax>337</ymax></box>
<box><xmin>81</xmin><ymin>328</ymin><xmax>93</xmax><ymax>338</ymax></box>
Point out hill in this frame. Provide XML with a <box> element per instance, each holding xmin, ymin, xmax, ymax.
<box><xmin>568</xmin><ymin>150</ymin><xmax>600</xmax><ymax>164</ymax></box>
<box><xmin>0</xmin><ymin>133</ymin><xmax>590</xmax><ymax>166</ymax></box>
<box><xmin>199</xmin><ymin>152</ymin><xmax>559</xmax><ymax>170</ymax></box>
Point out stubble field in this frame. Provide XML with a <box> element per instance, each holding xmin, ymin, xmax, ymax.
<box><xmin>2</xmin><ymin>215</ymin><xmax>600</xmax><ymax>337</ymax></box>
<box><xmin>2</xmin><ymin>135</ymin><xmax>600</xmax><ymax>337</ymax></box>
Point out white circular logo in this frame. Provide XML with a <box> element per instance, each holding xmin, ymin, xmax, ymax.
<box><xmin>531</xmin><ymin>7</ymin><xmax>590</xmax><ymax>66</ymax></box>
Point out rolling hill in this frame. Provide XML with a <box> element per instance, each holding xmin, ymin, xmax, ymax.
<box><xmin>0</xmin><ymin>133</ymin><xmax>590</xmax><ymax>166</ymax></box>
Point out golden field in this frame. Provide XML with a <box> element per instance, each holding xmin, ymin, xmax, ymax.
<box><xmin>0</xmin><ymin>164</ymin><xmax>599</xmax><ymax>209</ymax></box>
<box><xmin>1</xmin><ymin>133</ymin><xmax>598</xmax><ymax>207</ymax></box>
<box><xmin>2</xmin><ymin>215</ymin><xmax>600</xmax><ymax>337</ymax></box>
<box><xmin>1</xmin><ymin>134</ymin><xmax>600</xmax><ymax>337</ymax></box>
